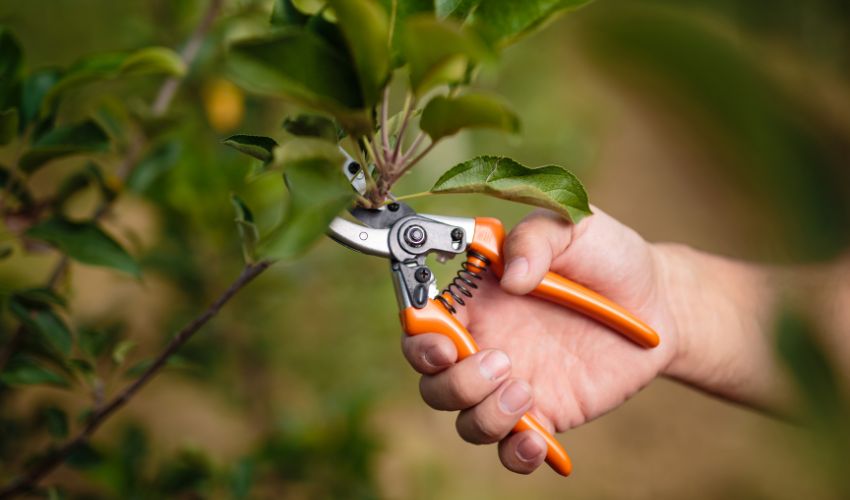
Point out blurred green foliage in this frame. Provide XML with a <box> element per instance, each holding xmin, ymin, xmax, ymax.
<box><xmin>0</xmin><ymin>0</ymin><xmax>848</xmax><ymax>499</ymax></box>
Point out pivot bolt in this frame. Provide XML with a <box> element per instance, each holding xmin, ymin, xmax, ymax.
<box><xmin>387</xmin><ymin>202</ymin><xmax>399</xmax><ymax>212</ymax></box>
<box><xmin>415</xmin><ymin>267</ymin><xmax>432</xmax><ymax>283</ymax></box>
<box><xmin>451</xmin><ymin>228</ymin><xmax>464</xmax><ymax>241</ymax></box>
<box><xmin>403</xmin><ymin>225</ymin><xmax>427</xmax><ymax>247</ymax></box>
<box><xmin>347</xmin><ymin>162</ymin><xmax>360</xmax><ymax>174</ymax></box>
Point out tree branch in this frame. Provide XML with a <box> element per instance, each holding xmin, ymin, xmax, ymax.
<box><xmin>0</xmin><ymin>260</ymin><xmax>272</xmax><ymax>499</ymax></box>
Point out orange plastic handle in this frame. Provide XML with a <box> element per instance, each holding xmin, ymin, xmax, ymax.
<box><xmin>401</xmin><ymin>300</ymin><xmax>573</xmax><ymax>477</ymax></box>
<box><xmin>468</xmin><ymin>217</ymin><xmax>661</xmax><ymax>348</ymax></box>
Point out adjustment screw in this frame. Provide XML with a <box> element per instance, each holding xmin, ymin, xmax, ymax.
<box><xmin>347</xmin><ymin>161</ymin><xmax>360</xmax><ymax>174</ymax></box>
<box><xmin>403</xmin><ymin>225</ymin><xmax>427</xmax><ymax>247</ymax></box>
<box><xmin>387</xmin><ymin>202</ymin><xmax>399</xmax><ymax>212</ymax></box>
<box><xmin>451</xmin><ymin>228</ymin><xmax>464</xmax><ymax>241</ymax></box>
<box><xmin>415</xmin><ymin>267</ymin><xmax>432</xmax><ymax>283</ymax></box>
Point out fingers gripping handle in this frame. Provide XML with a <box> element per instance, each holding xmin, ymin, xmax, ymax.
<box><xmin>401</xmin><ymin>301</ymin><xmax>573</xmax><ymax>476</ymax></box>
<box><xmin>468</xmin><ymin>217</ymin><xmax>661</xmax><ymax>348</ymax></box>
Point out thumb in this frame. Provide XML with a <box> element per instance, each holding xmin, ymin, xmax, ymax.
<box><xmin>500</xmin><ymin>210</ymin><xmax>577</xmax><ymax>295</ymax></box>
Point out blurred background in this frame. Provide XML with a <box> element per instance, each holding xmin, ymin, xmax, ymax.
<box><xmin>1</xmin><ymin>0</ymin><xmax>849</xmax><ymax>498</ymax></box>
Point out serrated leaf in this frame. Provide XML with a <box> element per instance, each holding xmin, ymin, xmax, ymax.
<box><xmin>119</xmin><ymin>46</ymin><xmax>186</xmax><ymax>78</ymax></box>
<box><xmin>0</xmin><ymin>357</ymin><xmax>69</xmax><ymax>387</ymax></box>
<box><xmin>465</xmin><ymin>0</ymin><xmax>595</xmax><ymax>47</ymax></box>
<box><xmin>112</xmin><ymin>339</ymin><xmax>136</xmax><ymax>365</ymax></box>
<box><xmin>431</xmin><ymin>156</ymin><xmax>591</xmax><ymax>222</ymax></box>
<box><xmin>0</xmin><ymin>107</ymin><xmax>18</xmax><ymax>144</ymax></box>
<box><xmin>420</xmin><ymin>93</ymin><xmax>519</xmax><ymax>142</ymax></box>
<box><xmin>282</xmin><ymin>113</ymin><xmax>340</xmax><ymax>142</ymax></box>
<box><xmin>326</xmin><ymin>0</ymin><xmax>390</xmax><ymax>107</ymax></box>
<box><xmin>259</xmin><ymin>138</ymin><xmax>353</xmax><ymax>260</ymax></box>
<box><xmin>9</xmin><ymin>300</ymin><xmax>73</xmax><ymax>355</ymax></box>
<box><xmin>18</xmin><ymin>119</ymin><xmax>110</xmax><ymax>173</ymax></box>
<box><xmin>226</xmin><ymin>29</ymin><xmax>370</xmax><ymax>134</ymax></box>
<box><xmin>224</xmin><ymin>135</ymin><xmax>278</xmax><ymax>164</ymax></box>
<box><xmin>26</xmin><ymin>217</ymin><xmax>140</xmax><ymax>276</ymax></box>
<box><xmin>126</xmin><ymin>140</ymin><xmax>181</xmax><ymax>193</ymax></box>
<box><xmin>401</xmin><ymin>16</ymin><xmax>489</xmax><ymax>95</ymax></box>
<box><xmin>231</xmin><ymin>194</ymin><xmax>259</xmax><ymax>264</ymax></box>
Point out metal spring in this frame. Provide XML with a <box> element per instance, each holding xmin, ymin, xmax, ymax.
<box><xmin>436</xmin><ymin>251</ymin><xmax>491</xmax><ymax>314</ymax></box>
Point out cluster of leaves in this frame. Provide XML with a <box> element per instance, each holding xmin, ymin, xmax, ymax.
<box><xmin>0</xmin><ymin>27</ymin><xmax>187</xmax><ymax>392</ymax></box>
<box><xmin>223</xmin><ymin>0</ymin><xmax>593</xmax><ymax>261</ymax></box>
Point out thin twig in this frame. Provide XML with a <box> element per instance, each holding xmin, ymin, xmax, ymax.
<box><xmin>397</xmin><ymin>131</ymin><xmax>426</xmax><ymax>167</ymax></box>
<box><xmin>397</xmin><ymin>140</ymin><xmax>436</xmax><ymax>179</ymax></box>
<box><xmin>0</xmin><ymin>261</ymin><xmax>271</xmax><ymax>499</ymax></box>
<box><xmin>391</xmin><ymin>93</ymin><xmax>413</xmax><ymax>163</ymax></box>
<box><xmin>380</xmin><ymin>86</ymin><xmax>391</xmax><ymax>165</ymax></box>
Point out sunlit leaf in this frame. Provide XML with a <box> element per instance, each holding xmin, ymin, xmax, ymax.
<box><xmin>326</xmin><ymin>0</ymin><xmax>390</xmax><ymax>107</ymax></box>
<box><xmin>226</xmin><ymin>29</ymin><xmax>370</xmax><ymax>134</ymax></box>
<box><xmin>282</xmin><ymin>113</ymin><xmax>340</xmax><ymax>142</ymax></box>
<box><xmin>118</xmin><ymin>46</ymin><xmax>186</xmax><ymax>77</ymax></box>
<box><xmin>465</xmin><ymin>0</ymin><xmax>595</xmax><ymax>47</ymax></box>
<box><xmin>18</xmin><ymin>119</ymin><xmax>110</xmax><ymax>173</ymax></box>
<box><xmin>0</xmin><ymin>357</ymin><xmax>69</xmax><ymax>387</ymax></box>
<box><xmin>420</xmin><ymin>93</ymin><xmax>519</xmax><ymax>142</ymax></box>
<box><xmin>376</xmin><ymin>0</ymin><xmax>432</xmax><ymax>66</ymax></box>
<box><xmin>401</xmin><ymin>16</ymin><xmax>488</xmax><ymax>95</ymax></box>
<box><xmin>53</xmin><ymin>162</ymin><xmax>116</xmax><ymax>212</ymax></box>
<box><xmin>0</xmin><ymin>107</ymin><xmax>18</xmax><ymax>144</ymax></box>
<box><xmin>231</xmin><ymin>194</ymin><xmax>259</xmax><ymax>264</ymax></box>
<box><xmin>27</xmin><ymin>217</ymin><xmax>140</xmax><ymax>276</ymax></box>
<box><xmin>224</xmin><ymin>134</ymin><xmax>278</xmax><ymax>164</ymax></box>
<box><xmin>259</xmin><ymin>138</ymin><xmax>353</xmax><ymax>260</ymax></box>
<box><xmin>9</xmin><ymin>300</ymin><xmax>73</xmax><ymax>355</ymax></box>
<box><xmin>431</xmin><ymin>156</ymin><xmax>591</xmax><ymax>222</ymax></box>
<box><xmin>112</xmin><ymin>339</ymin><xmax>136</xmax><ymax>365</ymax></box>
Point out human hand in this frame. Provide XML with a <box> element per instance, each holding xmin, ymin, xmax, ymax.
<box><xmin>401</xmin><ymin>208</ymin><xmax>680</xmax><ymax>474</ymax></box>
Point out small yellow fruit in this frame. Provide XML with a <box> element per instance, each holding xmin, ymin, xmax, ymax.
<box><xmin>202</xmin><ymin>78</ymin><xmax>244</xmax><ymax>133</ymax></box>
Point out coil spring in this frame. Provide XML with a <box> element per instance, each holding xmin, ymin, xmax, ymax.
<box><xmin>435</xmin><ymin>251</ymin><xmax>491</xmax><ymax>314</ymax></box>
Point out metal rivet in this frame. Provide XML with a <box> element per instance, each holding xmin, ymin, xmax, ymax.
<box><xmin>347</xmin><ymin>162</ymin><xmax>360</xmax><ymax>174</ymax></box>
<box><xmin>388</xmin><ymin>203</ymin><xmax>399</xmax><ymax>212</ymax></box>
<box><xmin>358</xmin><ymin>232</ymin><xmax>368</xmax><ymax>241</ymax></box>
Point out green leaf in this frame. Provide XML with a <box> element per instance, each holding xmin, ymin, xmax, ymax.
<box><xmin>41</xmin><ymin>47</ymin><xmax>185</xmax><ymax>114</ymax></box>
<box><xmin>26</xmin><ymin>217</ymin><xmax>140</xmax><ymax>276</ymax></box>
<box><xmin>431</xmin><ymin>156</ymin><xmax>591</xmax><ymax>222</ymax></box>
<box><xmin>420</xmin><ymin>93</ymin><xmax>519</xmax><ymax>142</ymax></box>
<box><xmin>42</xmin><ymin>406</ymin><xmax>69</xmax><ymax>439</ymax></box>
<box><xmin>18</xmin><ymin>119</ymin><xmax>110</xmax><ymax>173</ymax></box>
<box><xmin>0</xmin><ymin>107</ymin><xmax>18</xmax><ymax>144</ymax></box>
<box><xmin>126</xmin><ymin>140</ymin><xmax>181</xmax><ymax>193</ymax></box>
<box><xmin>272</xmin><ymin>0</ymin><xmax>310</xmax><ymax>26</ymax></box>
<box><xmin>20</xmin><ymin>69</ymin><xmax>60</xmax><ymax>130</ymax></box>
<box><xmin>259</xmin><ymin>138</ymin><xmax>353</xmax><ymax>260</ymax></box>
<box><xmin>118</xmin><ymin>46</ymin><xmax>186</xmax><ymax>78</ymax></box>
<box><xmin>224</xmin><ymin>135</ymin><xmax>278</xmax><ymax>164</ymax></box>
<box><xmin>53</xmin><ymin>163</ymin><xmax>116</xmax><ymax>212</ymax></box>
<box><xmin>9</xmin><ymin>300</ymin><xmax>73</xmax><ymax>355</ymax></box>
<box><xmin>0</xmin><ymin>27</ymin><xmax>23</xmax><ymax>109</ymax></box>
<box><xmin>376</xmin><ymin>0</ymin><xmax>433</xmax><ymax>66</ymax></box>
<box><xmin>401</xmin><ymin>16</ymin><xmax>488</xmax><ymax>95</ymax></box>
<box><xmin>326</xmin><ymin>0</ymin><xmax>391</xmax><ymax>107</ymax></box>
<box><xmin>1</xmin><ymin>357</ymin><xmax>69</xmax><ymax>387</ymax></box>
<box><xmin>231</xmin><ymin>194</ymin><xmax>259</xmax><ymax>264</ymax></box>
<box><xmin>12</xmin><ymin>287</ymin><xmax>67</xmax><ymax>308</ymax></box>
<box><xmin>465</xmin><ymin>0</ymin><xmax>595</xmax><ymax>47</ymax></box>
<box><xmin>226</xmin><ymin>29</ymin><xmax>370</xmax><ymax>134</ymax></box>
<box><xmin>112</xmin><ymin>339</ymin><xmax>136</xmax><ymax>365</ymax></box>
<box><xmin>0</xmin><ymin>244</ymin><xmax>12</xmax><ymax>260</ymax></box>
<box><xmin>282</xmin><ymin>113</ymin><xmax>341</xmax><ymax>142</ymax></box>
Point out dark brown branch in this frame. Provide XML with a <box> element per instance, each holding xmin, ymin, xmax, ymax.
<box><xmin>0</xmin><ymin>260</ymin><xmax>272</xmax><ymax>499</ymax></box>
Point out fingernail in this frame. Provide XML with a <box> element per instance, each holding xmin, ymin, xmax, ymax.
<box><xmin>479</xmin><ymin>350</ymin><xmax>510</xmax><ymax>381</ymax></box>
<box><xmin>516</xmin><ymin>435</ymin><xmax>545</xmax><ymax>463</ymax></box>
<box><xmin>424</xmin><ymin>346</ymin><xmax>450</xmax><ymax>368</ymax></box>
<box><xmin>499</xmin><ymin>380</ymin><xmax>532</xmax><ymax>414</ymax></box>
<box><xmin>503</xmin><ymin>257</ymin><xmax>528</xmax><ymax>283</ymax></box>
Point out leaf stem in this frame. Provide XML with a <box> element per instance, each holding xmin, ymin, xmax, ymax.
<box><xmin>0</xmin><ymin>261</ymin><xmax>272</xmax><ymax>499</ymax></box>
<box><xmin>387</xmin><ymin>191</ymin><xmax>433</xmax><ymax>203</ymax></box>
<box><xmin>397</xmin><ymin>131</ymin><xmax>426</xmax><ymax>167</ymax></box>
<box><xmin>391</xmin><ymin>93</ymin><xmax>414</xmax><ymax>163</ymax></box>
<box><xmin>380</xmin><ymin>86</ymin><xmax>391</xmax><ymax>166</ymax></box>
<box><xmin>399</xmin><ymin>139</ymin><xmax>436</xmax><ymax>176</ymax></box>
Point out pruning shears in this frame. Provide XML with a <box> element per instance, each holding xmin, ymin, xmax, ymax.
<box><xmin>328</xmin><ymin>153</ymin><xmax>660</xmax><ymax>476</ymax></box>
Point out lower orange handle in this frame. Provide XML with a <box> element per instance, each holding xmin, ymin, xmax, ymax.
<box><xmin>401</xmin><ymin>300</ymin><xmax>573</xmax><ymax>476</ymax></box>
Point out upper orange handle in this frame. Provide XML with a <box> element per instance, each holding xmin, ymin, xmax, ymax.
<box><xmin>468</xmin><ymin>217</ymin><xmax>660</xmax><ymax>349</ymax></box>
<box><xmin>401</xmin><ymin>300</ymin><xmax>573</xmax><ymax>477</ymax></box>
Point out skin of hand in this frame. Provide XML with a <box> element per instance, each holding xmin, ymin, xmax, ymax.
<box><xmin>401</xmin><ymin>207</ymin><xmax>683</xmax><ymax>474</ymax></box>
